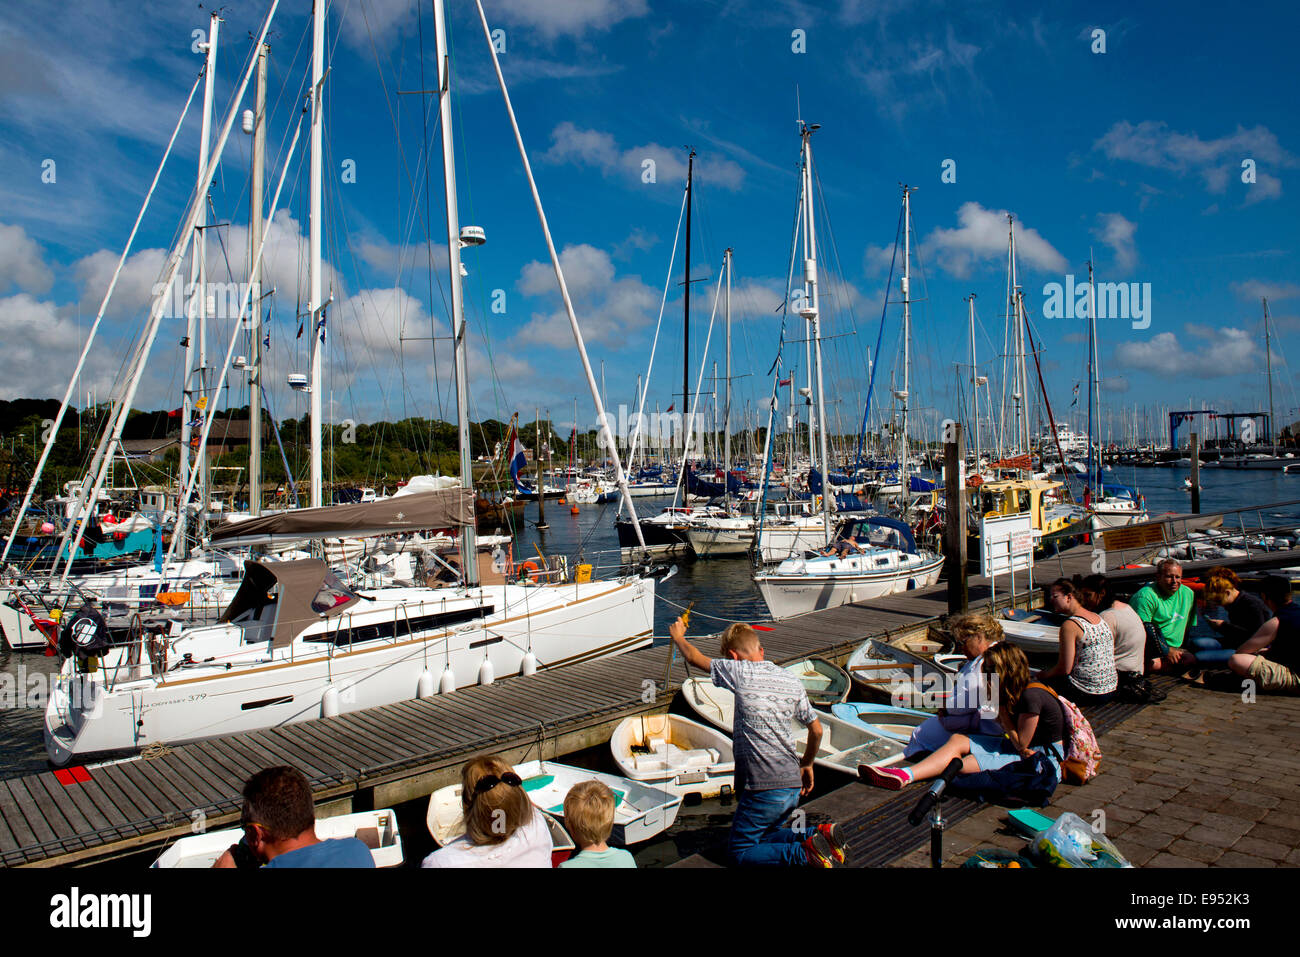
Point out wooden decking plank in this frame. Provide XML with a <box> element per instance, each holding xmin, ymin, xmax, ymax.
<box><xmin>202</xmin><ymin>736</ymin><xmax>271</xmax><ymax>785</ymax></box>
<box><xmin>0</xmin><ymin>782</ymin><xmax>38</xmax><ymax>852</ymax></box>
<box><xmin>23</xmin><ymin>774</ymin><xmax>91</xmax><ymax>852</ymax></box>
<box><xmin>165</xmin><ymin>747</ymin><xmax>239</xmax><ymax>810</ymax></box>
<box><xmin>262</xmin><ymin>725</ymin><xmax>353</xmax><ymax>777</ymax></box>
<box><xmin>5</xmin><ymin>777</ymin><xmax>60</xmax><ymax>848</ymax></box>
<box><xmin>76</xmin><ymin>769</ymin><xmax>149</xmax><ymax>836</ymax></box>
<box><xmin>117</xmin><ymin>754</ymin><xmax>197</xmax><ymax>816</ymax></box>
<box><xmin>50</xmin><ymin>769</ymin><xmax>119</xmax><ymax>837</ymax></box>
<box><xmin>293</xmin><ymin>715</ymin><xmax>399</xmax><ymax>767</ymax></box>
<box><xmin>104</xmin><ymin>762</ymin><xmax>172</xmax><ymax>822</ymax></box>
<box><xmin>337</xmin><ymin>708</ymin><xmax>432</xmax><ymax>757</ymax></box>
<box><xmin>298</xmin><ymin>717</ymin><xmax>403</xmax><ymax>768</ymax></box>
<box><xmin>250</xmin><ymin>729</ymin><xmax>339</xmax><ymax>780</ymax></box>
<box><xmin>378</xmin><ymin>701</ymin><xmax>464</xmax><ymax>747</ymax></box>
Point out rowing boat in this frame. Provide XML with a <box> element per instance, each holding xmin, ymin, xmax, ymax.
<box><xmin>609</xmin><ymin>713</ymin><xmax>735</xmax><ymax>799</ymax></box>
<box><xmin>831</xmin><ymin>702</ymin><xmax>932</xmax><ymax>742</ymax></box>
<box><xmin>152</xmin><ymin>808</ymin><xmax>403</xmax><ymax>868</ymax></box>
<box><xmin>782</xmin><ymin>656</ymin><xmax>851</xmax><ymax>706</ymax></box>
<box><xmin>680</xmin><ymin>677</ymin><xmax>902</xmax><ymax>773</ymax></box>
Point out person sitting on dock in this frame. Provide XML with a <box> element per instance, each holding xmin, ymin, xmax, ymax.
<box><xmin>904</xmin><ymin>612</ymin><xmax>1003</xmax><ymax>758</ymax></box>
<box><xmin>422</xmin><ymin>754</ymin><xmax>553</xmax><ymax>868</ymax></box>
<box><xmin>668</xmin><ymin>616</ymin><xmax>847</xmax><ymax>867</ymax></box>
<box><xmin>1228</xmin><ymin>576</ymin><xmax>1300</xmax><ymax>695</ymax></box>
<box><xmin>861</xmin><ymin>643</ymin><xmax>1064</xmax><ymax>794</ymax></box>
<box><xmin>1036</xmin><ymin>578</ymin><xmax>1118</xmax><ymax>705</ymax></box>
<box><xmin>1077</xmin><ymin>575</ymin><xmax>1163</xmax><ymax>703</ymax></box>
<box><xmin>213</xmin><ymin>766</ymin><xmax>374</xmax><ymax>868</ymax></box>
<box><xmin>1130</xmin><ymin>559</ymin><xmax>1196</xmax><ymax>673</ymax></box>
<box><xmin>1191</xmin><ymin>568</ymin><xmax>1273</xmax><ymax>667</ymax></box>
<box><xmin>558</xmin><ymin>780</ymin><xmax>636</xmax><ymax>869</ymax></box>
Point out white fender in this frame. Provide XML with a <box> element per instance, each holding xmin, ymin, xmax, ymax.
<box><xmin>417</xmin><ymin>668</ymin><xmax>435</xmax><ymax>699</ymax></box>
<box><xmin>520</xmin><ymin>651</ymin><xmax>538</xmax><ymax>676</ymax></box>
<box><xmin>439</xmin><ymin>665</ymin><xmax>456</xmax><ymax>694</ymax></box>
<box><xmin>322</xmin><ymin>684</ymin><xmax>340</xmax><ymax>718</ymax></box>
<box><xmin>478</xmin><ymin>657</ymin><xmax>495</xmax><ymax>686</ymax></box>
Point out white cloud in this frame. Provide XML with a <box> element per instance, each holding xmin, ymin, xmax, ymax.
<box><xmin>863</xmin><ymin>243</ymin><xmax>896</xmax><ymax>277</ymax></box>
<box><xmin>846</xmin><ymin>24</ymin><xmax>982</xmax><ymax>123</ymax></box>
<box><xmin>515</xmin><ymin>244</ymin><xmax>656</xmax><ymax>349</ymax></box>
<box><xmin>1113</xmin><ymin>325</ymin><xmax>1256</xmax><ymax>378</ymax></box>
<box><xmin>1094</xmin><ymin>121</ymin><xmax>1298</xmax><ymax>203</ymax></box>
<box><xmin>0</xmin><ymin>294</ymin><xmax>119</xmax><ymax>400</ymax></box>
<box><xmin>922</xmin><ymin>202</ymin><xmax>1067</xmax><ymax>278</ymax></box>
<box><xmin>0</xmin><ymin>223</ymin><xmax>53</xmax><ymax>294</ymax></box>
<box><xmin>1232</xmin><ymin>280</ymin><xmax>1300</xmax><ymax>303</ymax></box>
<box><xmin>487</xmin><ymin>0</ymin><xmax>649</xmax><ymax>39</ymax></box>
<box><xmin>541</xmin><ymin>122</ymin><xmax>745</xmax><ymax>191</ymax></box>
<box><xmin>1093</xmin><ymin>213</ymin><xmax>1138</xmax><ymax>273</ymax></box>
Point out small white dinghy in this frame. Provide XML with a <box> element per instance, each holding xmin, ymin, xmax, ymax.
<box><xmin>151</xmin><ymin>809</ymin><xmax>403</xmax><ymax>868</ymax></box>
<box><xmin>846</xmin><ymin>640</ymin><xmax>923</xmax><ymax>703</ymax></box>
<box><xmin>512</xmin><ymin>759</ymin><xmax>682</xmax><ymax>846</ymax></box>
<box><xmin>610</xmin><ymin>713</ymin><xmax>735</xmax><ymax>799</ymax></box>
<box><xmin>426</xmin><ymin>784</ymin><xmax>576</xmax><ymax>866</ymax></box>
<box><xmin>998</xmin><ymin>616</ymin><xmax>1062</xmax><ymax>654</ymax></box>
<box><xmin>680</xmin><ymin>677</ymin><xmax>903</xmax><ymax>774</ymax></box>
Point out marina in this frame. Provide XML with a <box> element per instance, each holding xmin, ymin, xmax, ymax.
<box><xmin>0</xmin><ymin>1</ymin><xmax>1296</xmax><ymax>929</ymax></box>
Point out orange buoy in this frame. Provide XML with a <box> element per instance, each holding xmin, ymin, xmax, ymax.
<box><xmin>570</xmin><ymin>505</ymin><xmax>580</xmax><ymax>515</ymax></box>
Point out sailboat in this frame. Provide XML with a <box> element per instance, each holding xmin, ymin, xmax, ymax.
<box><xmin>1082</xmin><ymin>257</ymin><xmax>1148</xmax><ymax>529</ymax></box>
<box><xmin>42</xmin><ymin>0</ymin><xmax>656</xmax><ymax>766</ymax></box>
<box><xmin>754</xmin><ymin>146</ymin><xmax>940</xmax><ymax>621</ymax></box>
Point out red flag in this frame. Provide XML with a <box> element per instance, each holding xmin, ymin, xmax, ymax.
<box><xmin>167</xmin><ymin>408</ymin><xmax>182</xmax><ymax>418</ymax></box>
<box><xmin>778</xmin><ymin>377</ymin><xmax>791</xmax><ymax>387</ymax></box>
<box><xmin>666</xmin><ymin>403</ymin><xmax>675</xmax><ymax>413</ymax></box>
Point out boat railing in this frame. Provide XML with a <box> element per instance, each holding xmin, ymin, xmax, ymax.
<box><xmin>1036</xmin><ymin>497</ymin><xmax>1300</xmax><ymax>580</ymax></box>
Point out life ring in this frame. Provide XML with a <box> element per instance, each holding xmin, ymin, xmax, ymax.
<box><xmin>517</xmin><ymin>560</ymin><xmax>542</xmax><ymax>582</ymax></box>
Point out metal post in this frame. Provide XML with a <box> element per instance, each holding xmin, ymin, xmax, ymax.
<box><xmin>1190</xmin><ymin>432</ymin><xmax>1201</xmax><ymax>514</ymax></box>
<box><xmin>944</xmin><ymin>423</ymin><xmax>968</xmax><ymax>613</ymax></box>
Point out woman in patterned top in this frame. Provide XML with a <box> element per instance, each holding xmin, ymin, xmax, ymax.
<box><xmin>1037</xmin><ymin>578</ymin><xmax>1118</xmax><ymax>704</ymax></box>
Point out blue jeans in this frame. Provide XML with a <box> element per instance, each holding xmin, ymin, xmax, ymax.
<box><xmin>1189</xmin><ymin>635</ymin><xmax>1233</xmax><ymax>665</ymax></box>
<box><xmin>728</xmin><ymin>786</ymin><xmax>807</xmax><ymax>866</ymax></box>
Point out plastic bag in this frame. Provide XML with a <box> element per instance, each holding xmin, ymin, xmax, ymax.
<box><xmin>1031</xmin><ymin>811</ymin><xmax>1133</xmax><ymax>868</ymax></box>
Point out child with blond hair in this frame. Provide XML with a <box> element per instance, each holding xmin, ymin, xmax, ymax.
<box><xmin>557</xmin><ymin>780</ymin><xmax>636</xmax><ymax>868</ymax></box>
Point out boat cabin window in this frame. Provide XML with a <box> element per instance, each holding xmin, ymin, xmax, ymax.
<box><xmin>306</xmin><ymin>604</ymin><xmax>496</xmax><ymax>648</ymax></box>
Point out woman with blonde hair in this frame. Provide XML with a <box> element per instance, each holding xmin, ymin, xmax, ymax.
<box><xmin>422</xmin><ymin>754</ymin><xmax>553</xmax><ymax>868</ymax></box>
<box><xmin>862</xmin><ymin>642</ymin><xmax>1065</xmax><ymax>792</ymax></box>
<box><xmin>903</xmin><ymin>611</ymin><xmax>1003</xmax><ymax>758</ymax></box>
<box><xmin>1192</xmin><ymin>568</ymin><xmax>1272</xmax><ymax>667</ymax></box>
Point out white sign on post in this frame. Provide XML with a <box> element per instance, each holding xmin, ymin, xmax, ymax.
<box><xmin>980</xmin><ymin>513</ymin><xmax>1036</xmax><ymax>606</ymax></box>
<box><xmin>980</xmin><ymin>513</ymin><xmax>1034</xmax><ymax>577</ymax></box>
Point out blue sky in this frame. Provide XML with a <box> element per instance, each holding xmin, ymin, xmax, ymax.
<box><xmin>1</xmin><ymin>0</ymin><xmax>1298</xmax><ymax>454</ymax></box>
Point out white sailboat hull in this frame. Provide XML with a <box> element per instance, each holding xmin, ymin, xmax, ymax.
<box><xmin>755</xmin><ymin>554</ymin><xmax>943</xmax><ymax>621</ymax></box>
<box><xmin>44</xmin><ymin>577</ymin><xmax>654</xmax><ymax>766</ymax></box>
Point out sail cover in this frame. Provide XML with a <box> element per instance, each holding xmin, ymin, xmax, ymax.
<box><xmin>209</xmin><ymin>487</ymin><xmax>474</xmax><ymax>547</ymax></box>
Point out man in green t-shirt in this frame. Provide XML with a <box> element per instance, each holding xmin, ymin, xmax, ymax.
<box><xmin>1130</xmin><ymin>559</ymin><xmax>1196</xmax><ymax>673</ymax></box>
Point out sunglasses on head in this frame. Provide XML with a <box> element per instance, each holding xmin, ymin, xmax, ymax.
<box><xmin>468</xmin><ymin>771</ymin><xmax>522</xmax><ymax>803</ymax></box>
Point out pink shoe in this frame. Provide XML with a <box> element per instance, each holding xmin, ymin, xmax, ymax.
<box><xmin>859</xmin><ymin>764</ymin><xmax>912</xmax><ymax>790</ymax></box>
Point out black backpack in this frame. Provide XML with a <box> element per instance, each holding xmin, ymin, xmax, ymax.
<box><xmin>945</xmin><ymin>746</ymin><xmax>1062</xmax><ymax>807</ymax></box>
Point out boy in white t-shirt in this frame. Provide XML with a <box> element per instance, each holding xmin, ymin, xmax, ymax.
<box><xmin>669</xmin><ymin>616</ymin><xmax>848</xmax><ymax>867</ymax></box>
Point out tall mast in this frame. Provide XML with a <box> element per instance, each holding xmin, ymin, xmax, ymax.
<box><xmin>967</xmin><ymin>293</ymin><xmax>979</xmax><ymax>471</ymax></box>
<box><xmin>177</xmin><ymin>12</ymin><xmax>219</xmax><ymax>556</ymax></box>
<box><xmin>308</xmin><ymin>0</ymin><xmax>325</xmax><ymax>508</ymax></box>
<box><xmin>899</xmin><ymin>185</ymin><xmax>913</xmax><ymax>520</ymax></box>
<box><xmin>434</xmin><ymin>0</ymin><xmax>478</xmax><ymax>578</ymax></box>
<box><xmin>798</xmin><ymin>123</ymin><xmax>832</xmax><ymax>537</ymax></box>
<box><xmin>683</xmin><ymin>149</ymin><xmax>695</xmax><ymax>441</ymax></box>
<box><xmin>248</xmin><ymin>41</ymin><xmax>268</xmax><ymax>517</ymax></box>
<box><xmin>724</xmin><ymin>247</ymin><xmax>732</xmax><ymax>510</ymax></box>
<box><xmin>1265</xmin><ymin>297</ymin><xmax>1274</xmax><ymax>447</ymax></box>
<box><xmin>1087</xmin><ymin>256</ymin><xmax>1098</xmax><ymax>496</ymax></box>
